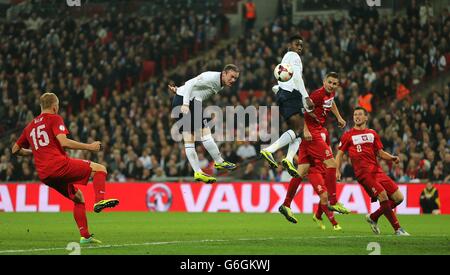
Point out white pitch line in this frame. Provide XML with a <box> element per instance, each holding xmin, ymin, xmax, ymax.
<box><xmin>0</xmin><ymin>234</ymin><xmax>447</xmax><ymax>254</ymax></box>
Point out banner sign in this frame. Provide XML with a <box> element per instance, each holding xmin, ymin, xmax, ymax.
<box><xmin>0</xmin><ymin>182</ymin><xmax>448</xmax><ymax>214</ymax></box>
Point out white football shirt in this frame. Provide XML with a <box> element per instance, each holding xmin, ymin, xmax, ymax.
<box><xmin>278</xmin><ymin>51</ymin><xmax>309</xmax><ymax>98</ymax></box>
<box><xmin>176</xmin><ymin>71</ymin><xmax>223</xmax><ymax>105</ymax></box>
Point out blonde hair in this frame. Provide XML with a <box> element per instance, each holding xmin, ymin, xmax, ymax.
<box><xmin>40</xmin><ymin>92</ymin><xmax>59</xmax><ymax>110</ymax></box>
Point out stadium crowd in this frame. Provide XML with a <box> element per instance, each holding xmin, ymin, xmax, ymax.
<box><xmin>0</xmin><ymin>1</ymin><xmax>449</xmax><ymax>183</ymax></box>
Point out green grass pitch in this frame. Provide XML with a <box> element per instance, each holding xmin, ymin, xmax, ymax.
<box><xmin>0</xmin><ymin>212</ymin><xmax>449</xmax><ymax>255</ymax></box>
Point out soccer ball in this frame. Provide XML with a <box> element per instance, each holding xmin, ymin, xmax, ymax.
<box><xmin>274</xmin><ymin>63</ymin><xmax>293</xmax><ymax>82</ymax></box>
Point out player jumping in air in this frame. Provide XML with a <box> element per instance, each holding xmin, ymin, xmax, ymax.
<box><xmin>169</xmin><ymin>64</ymin><xmax>240</xmax><ymax>184</ymax></box>
<box><xmin>335</xmin><ymin>107</ymin><xmax>410</xmax><ymax>236</ymax></box>
<box><xmin>12</xmin><ymin>92</ymin><xmax>119</xmax><ymax>244</ymax></box>
<box><xmin>279</xmin><ymin>72</ymin><xmax>350</xmax><ymax>224</ymax></box>
<box><xmin>260</xmin><ymin>35</ymin><xmax>314</xmax><ymax>178</ymax></box>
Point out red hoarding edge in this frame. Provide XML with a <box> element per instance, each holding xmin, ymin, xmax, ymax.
<box><xmin>0</xmin><ymin>182</ymin><xmax>448</xmax><ymax>214</ymax></box>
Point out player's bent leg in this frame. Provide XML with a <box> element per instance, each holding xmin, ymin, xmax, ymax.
<box><xmin>90</xmin><ymin>162</ymin><xmax>119</xmax><ymax>213</ymax></box>
<box><xmin>201</xmin><ymin>128</ymin><xmax>235</xmax><ymax>170</ymax></box>
<box><xmin>376</xmin><ymin>190</ymin><xmax>403</xmax><ymax>234</ymax></box>
<box><xmin>389</xmin><ymin>189</ymin><xmax>404</xmax><ymax>207</ymax></box>
<box><xmin>283</xmin><ymin>114</ymin><xmax>303</xmax><ymax>176</ymax></box>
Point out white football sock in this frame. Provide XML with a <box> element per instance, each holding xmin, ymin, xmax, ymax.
<box><xmin>264</xmin><ymin>129</ymin><xmax>296</xmax><ymax>153</ymax></box>
<box><xmin>286</xmin><ymin>137</ymin><xmax>301</xmax><ymax>162</ymax></box>
<box><xmin>185</xmin><ymin>143</ymin><xmax>201</xmax><ymax>173</ymax></box>
<box><xmin>202</xmin><ymin>134</ymin><xmax>224</xmax><ymax>163</ymax></box>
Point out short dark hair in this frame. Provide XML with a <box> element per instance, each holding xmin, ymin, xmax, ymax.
<box><xmin>354</xmin><ymin>106</ymin><xmax>368</xmax><ymax>115</ymax></box>
<box><xmin>325</xmin><ymin>72</ymin><xmax>339</xmax><ymax>79</ymax></box>
<box><xmin>289</xmin><ymin>35</ymin><xmax>303</xmax><ymax>43</ymax></box>
<box><xmin>223</xmin><ymin>64</ymin><xmax>240</xmax><ymax>73</ymax></box>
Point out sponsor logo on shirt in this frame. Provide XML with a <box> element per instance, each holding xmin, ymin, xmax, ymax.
<box><xmin>351</xmin><ymin>133</ymin><xmax>375</xmax><ymax>145</ymax></box>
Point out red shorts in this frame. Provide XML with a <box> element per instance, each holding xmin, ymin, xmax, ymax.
<box><xmin>41</xmin><ymin>158</ymin><xmax>92</xmax><ymax>200</ymax></box>
<box><xmin>298</xmin><ymin>131</ymin><xmax>333</xmax><ymax>165</ymax></box>
<box><xmin>357</xmin><ymin>172</ymin><xmax>398</xmax><ymax>198</ymax></box>
<box><xmin>308</xmin><ymin>172</ymin><xmax>327</xmax><ymax>195</ymax></box>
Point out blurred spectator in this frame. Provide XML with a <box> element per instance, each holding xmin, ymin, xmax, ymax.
<box><xmin>236</xmin><ymin>141</ymin><xmax>257</xmax><ymax>160</ymax></box>
<box><xmin>242</xmin><ymin>162</ymin><xmax>256</xmax><ymax>180</ymax></box>
<box><xmin>242</xmin><ymin>0</ymin><xmax>257</xmax><ymax>33</ymax></box>
<box><xmin>259</xmin><ymin>162</ymin><xmax>276</xmax><ymax>181</ymax></box>
<box><xmin>419</xmin><ymin>182</ymin><xmax>440</xmax><ymax>214</ymax></box>
<box><xmin>151</xmin><ymin>167</ymin><xmax>167</xmax><ymax>181</ymax></box>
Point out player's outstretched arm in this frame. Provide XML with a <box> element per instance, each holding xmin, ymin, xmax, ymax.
<box><xmin>331</xmin><ymin>102</ymin><xmax>346</xmax><ymax>128</ymax></box>
<box><xmin>335</xmin><ymin>150</ymin><xmax>345</xmax><ymax>181</ymax></box>
<box><xmin>377</xmin><ymin>150</ymin><xmax>400</xmax><ymax>164</ymax></box>
<box><xmin>56</xmin><ymin>134</ymin><xmax>102</xmax><ymax>152</ymax></box>
<box><xmin>11</xmin><ymin>143</ymin><xmax>33</xmax><ymax>157</ymax></box>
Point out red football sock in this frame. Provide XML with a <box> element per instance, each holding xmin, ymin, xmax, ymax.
<box><xmin>74</xmin><ymin>202</ymin><xmax>90</xmax><ymax>238</ymax></box>
<box><xmin>380</xmin><ymin>200</ymin><xmax>400</xmax><ymax>231</ymax></box>
<box><xmin>370</xmin><ymin>199</ymin><xmax>399</xmax><ymax>222</ymax></box>
<box><xmin>315</xmin><ymin>204</ymin><xmax>324</xmax><ymax>220</ymax></box>
<box><xmin>320</xmin><ymin>204</ymin><xmax>337</xmax><ymax>226</ymax></box>
<box><xmin>370</xmin><ymin>207</ymin><xmax>384</xmax><ymax>222</ymax></box>
<box><xmin>93</xmin><ymin>171</ymin><xmax>107</xmax><ymax>203</ymax></box>
<box><xmin>283</xmin><ymin>177</ymin><xmax>302</xmax><ymax>207</ymax></box>
<box><xmin>325</xmin><ymin>167</ymin><xmax>337</xmax><ymax>205</ymax></box>
<box><xmin>390</xmin><ymin>199</ymin><xmax>399</xmax><ymax>209</ymax></box>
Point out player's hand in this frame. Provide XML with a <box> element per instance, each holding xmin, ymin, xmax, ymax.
<box><xmin>392</xmin><ymin>156</ymin><xmax>400</xmax><ymax>164</ymax></box>
<box><xmin>337</xmin><ymin>118</ymin><xmax>346</xmax><ymax>128</ymax></box>
<box><xmin>181</xmin><ymin>104</ymin><xmax>190</xmax><ymax>114</ymax></box>
<box><xmin>336</xmin><ymin>170</ymin><xmax>342</xmax><ymax>181</ymax></box>
<box><xmin>168</xmin><ymin>84</ymin><xmax>177</xmax><ymax>94</ymax></box>
<box><xmin>89</xmin><ymin>141</ymin><xmax>102</xmax><ymax>152</ymax></box>
<box><xmin>303</xmin><ymin>128</ymin><xmax>312</xmax><ymax>141</ymax></box>
<box><xmin>305</xmin><ymin>97</ymin><xmax>314</xmax><ymax>110</ymax></box>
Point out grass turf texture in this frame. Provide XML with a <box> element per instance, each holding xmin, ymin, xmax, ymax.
<box><xmin>0</xmin><ymin>212</ymin><xmax>449</xmax><ymax>255</ymax></box>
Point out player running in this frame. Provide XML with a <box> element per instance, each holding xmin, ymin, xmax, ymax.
<box><xmin>335</xmin><ymin>107</ymin><xmax>410</xmax><ymax>236</ymax></box>
<box><xmin>12</xmin><ymin>92</ymin><xmax>119</xmax><ymax>244</ymax></box>
<box><xmin>169</xmin><ymin>64</ymin><xmax>240</xmax><ymax>184</ymax></box>
<box><xmin>260</xmin><ymin>35</ymin><xmax>314</xmax><ymax>178</ymax></box>
<box><xmin>278</xmin><ymin>72</ymin><xmax>350</xmax><ymax>224</ymax></box>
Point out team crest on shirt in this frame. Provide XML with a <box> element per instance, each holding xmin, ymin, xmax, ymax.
<box><xmin>59</xmin><ymin>125</ymin><xmax>65</xmax><ymax>131</ymax></box>
<box><xmin>325</xmin><ymin>149</ymin><xmax>331</xmax><ymax>156</ymax></box>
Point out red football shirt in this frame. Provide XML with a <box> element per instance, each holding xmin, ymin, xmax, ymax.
<box><xmin>304</xmin><ymin>86</ymin><xmax>335</xmax><ymax>136</ymax></box>
<box><xmin>338</xmin><ymin>128</ymin><xmax>384</xmax><ymax>177</ymax></box>
<box><xmin>16</xmin><ymin>113</ymin><xmax>70</xmax><ymax>180</ymax></box>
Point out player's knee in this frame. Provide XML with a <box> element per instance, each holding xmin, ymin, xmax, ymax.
<box><xmin>393</xmin><ymin>191</ymin><xmax>404</xmax><ymax>204</ymax></box>
<box><xmin>73</xmin><ymin>190</ymin><xmax>84</xmax><ymax>204</ymax></box>
<box><xmin>377</xmin><ymin>191</ymin><xmax>388</xmax><ymax>202</ymax></box>
<box><xmin>92</xmin><ymin>162</ymin><xmax>107</xmax><ymax>174</ymax></box>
